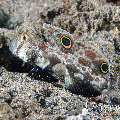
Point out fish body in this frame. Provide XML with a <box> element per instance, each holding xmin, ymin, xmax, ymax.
<box><xmin>6</xmin><ymin>21</ymin><xmax>114</xmax><ymax>97</ymax></box>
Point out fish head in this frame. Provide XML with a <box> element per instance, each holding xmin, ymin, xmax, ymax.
<box><xmin>42</xmin><ymin>23</ymin><xmax>111</xmax><ymax>97</ymax></box>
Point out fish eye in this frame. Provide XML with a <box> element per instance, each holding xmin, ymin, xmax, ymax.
<box><xmin>100</xmin><ymin>62</ymin><xmax>109</xmax><ymax>74</ymax></box>
<box><xmin>21</xmin><ymin>33</ymin><xmax>28</xmax><ymax>41</ymax></box>
<box><xmin>23</xmin><ymin>35</ymin><xmax>26</xmax><ymax>40</ymax></box>
<box><xmin>60</xmin><ymin>35</ymin><xmax>72</xmax><ymax>49</ymax></box>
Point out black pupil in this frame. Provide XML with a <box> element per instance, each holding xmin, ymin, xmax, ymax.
<box><xmin>62</xmin><ymin>37</ymin><xmax>71</xmax><ymax>46</ymax></box>
<box><xmin>23</xmin><ymin>36</ymin><xmax>26</xmax><ymax>40</ymax></box>
<box><xmin>101</xmin><ymin>63</ymin><xmax>109</xmax><ymax>72</ymax></box>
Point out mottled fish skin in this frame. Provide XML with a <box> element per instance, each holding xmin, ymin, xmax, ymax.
<box><xmin>8</xmin><ymin>21</ymin><xmax>114</xmax><ymax>97</ymax></box>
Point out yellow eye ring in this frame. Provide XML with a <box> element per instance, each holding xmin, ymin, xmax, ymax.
<box><xmin>60</xmin><ymin>35</ymin><xmax>72</xmax><ymax>49</ymax></box>
<box><xmin>100</xmin><ymin>62</ymin><xmax>109</xmax><ymax>74</ymax></box>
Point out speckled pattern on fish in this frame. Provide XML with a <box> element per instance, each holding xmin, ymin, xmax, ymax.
<box><xmin>5</xmin><ymin>20</ymin><xmax>115</xmax><ymax>97</ymax></box>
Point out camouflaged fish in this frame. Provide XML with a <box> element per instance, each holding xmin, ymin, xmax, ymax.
<box><xmin>0</xmin><ymin>21</ymin><xmax>115</xmax><ymax>97</ymax></box>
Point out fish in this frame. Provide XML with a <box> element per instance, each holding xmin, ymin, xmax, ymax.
<box><xmin>1</xmin><ymin>21</ymin><xmax>115</xmax><ymax>97</ymax></box>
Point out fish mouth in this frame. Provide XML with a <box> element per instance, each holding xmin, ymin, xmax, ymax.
<box><xmin>64</xmin><ymin>65</ymin><xmax>102</xmax><ymax>97</ymax></box>
<box><xmin>65</xmin><ymin>78</ymin><xmax>101</xmax><ymax>97</ymax></box>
